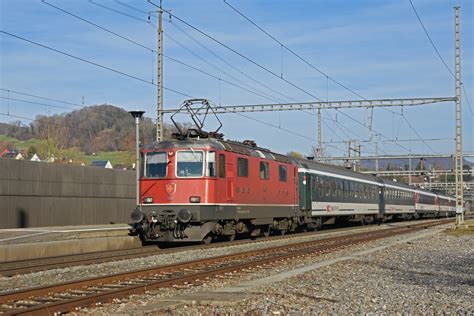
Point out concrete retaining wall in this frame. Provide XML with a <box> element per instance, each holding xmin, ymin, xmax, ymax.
<box><xmin>0</xmin><ymin>159</ymin><xmax>135</xmax><ymax>228</ymax></box>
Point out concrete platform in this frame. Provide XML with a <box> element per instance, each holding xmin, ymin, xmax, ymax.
<box><xmin>0</xmin><ymin>224</ymin><xmax>141</xmax><ymax>262</ymax></box>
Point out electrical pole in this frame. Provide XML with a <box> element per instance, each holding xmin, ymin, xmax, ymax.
<box><xmin>317</xmin><ymin>108</ymin><xmax>322</xmax><ymax>161</ymax></box>
<box><xmin>454</xmin><ymin>6</ymin><xmax>464</xmax><ymax>226</ymax></box>
<box><xmin>156</xmin><ymin>4</ymin><xmax>164</xmax><ymax>142</ymax></box>
<box><xmin>375</xmin><ymin>134</ymin><xmax>379</xmax><ymax>173</ymax></box>
<box><xmin>408</xmin><ymin>155</ymin><xmax>412</xmax><ymax>185</ymax></box>
<box><xmin>356</xmin><ymin>142</ymin><xmax>361</xmax><ymax>172</ymax></box>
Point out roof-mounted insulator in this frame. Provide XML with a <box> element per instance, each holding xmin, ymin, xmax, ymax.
<box><xmin>243</xmin><ymin>140</ymin><xmax>257</xmax><ymax>147</ymax></box>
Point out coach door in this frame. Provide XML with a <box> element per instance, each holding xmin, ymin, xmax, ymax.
<box><xmin>379</xmin><ymin>185</ymin><xmax>385</xmax><ymax>216</ymax></box>
<box><xmin>298</xmin><ymin>172</ymin><xmax>310</xmax><ymax>211</ymax></box>
<box><xmin>294</xmin><ymin>166</ymin><xmax>299</xmax><ymax>212</ymax></box>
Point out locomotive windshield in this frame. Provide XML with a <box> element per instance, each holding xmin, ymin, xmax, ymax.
<box><xmin>176</xmin><ymin>150</ymin><xmax>204</xmax><ymax>177</ymax></box>
<box><xmin>145</xmin><ymin>152</ymin><xmax>167</xmax><ymax>178</ymax></box>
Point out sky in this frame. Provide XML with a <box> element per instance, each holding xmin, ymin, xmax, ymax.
<box><xmin>0</xmin><ymin>0</ymin><xmax>473</xmax><ymax>159</ymax></box>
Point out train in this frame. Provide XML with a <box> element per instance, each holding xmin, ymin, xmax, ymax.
<box><xmin>131</xmin><ymin>132</ymin><xmax>457</xmax><ymax>244</ymax></box>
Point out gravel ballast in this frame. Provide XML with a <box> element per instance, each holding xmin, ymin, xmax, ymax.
<box><xmin>0</xmin><ymin>223</ymin><xmax>401</xmax><ymax>293</ymax></box>
<box><xmin>84</xmin><ymin>224</ymin><xmax>473</xmax><ymax>315</ymax></box>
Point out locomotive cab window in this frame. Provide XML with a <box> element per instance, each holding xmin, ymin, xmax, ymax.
<box><xmin>145</xmin><ymin>152</ymin><xmax>167</xmax><ymax>178</ymax></box>
<box><xmin>206</xmin><ymin>151</ymin><xmax>216</xmax><ymax>177</ymax></box>
<box><xmin>260</xmin><ymin>161</ymin><xmax>269</xmax><ymax>180</ymax></box>
<box><xmin>176</xmin><ymin>150</ymin><xmax>204</xmax><ymax>177</ymax></box>
<box><xmin>237</xmin><ymin>157</ymin><xmax>248</xmax><ymax>177</ymax></box>
<box><xmin>278</xmin><ymin>165</ymin><xmax>287</xmax><ymax>182</ymax></box>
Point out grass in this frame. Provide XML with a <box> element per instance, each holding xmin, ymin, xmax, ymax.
<box><xmin>79</xmin><ymin>151</ymin><xmax>132</xmax><ymax>166</ymax></box>
<box><xmin>444</xmin><ymin>220</ymin><xmax>474</xmax><ymax>236</ymax></box>
<box><xmin>0</xmin><ymin>135</ymin><xmax>47</xmax><ymax>151</ymax></box>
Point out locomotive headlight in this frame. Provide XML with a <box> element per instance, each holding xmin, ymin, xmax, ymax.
<box><xmin>143</xmin><ymin>197</ymin><xmax>153</xmax><ymax>204</ymax></box>
<box><xmin>189</xmin><ymin>196</ymin><xmax>201</xmax><ymax>203</ymax></box>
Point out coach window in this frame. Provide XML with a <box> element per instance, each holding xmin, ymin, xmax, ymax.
<box><xmin>325</xmin><ymin>179</ymin><xmax>331</xmax><ymax>197</ymax></box>
<box><xmin>219</xmin><ymin>154</ymin><xmax>226</xmax><ymax>178</ymax></box>
<box><xmin>279</xmin><ymin>165</ymin><xmax>287</xmax><ymax>182</ymax></box>
<box><xmin>237</xmin><ymin>157</ymin><xmax>249</xmax><ymax>177</ymax></box>
<box><xmin>145</xmin><ymin>151</ymin><xmax>167</xmax><ymax>178</ymax></box>
<box><xmin>176</xmin><ymin>151</ymin><xmax>203</xmax><ymax>177</ymax></box>
<box><xmin>206</xmin><ymin>151</ymin><xmax>216</xmax><ymax>177</ymax></box>
<box><xmin>260</xmin><ymin>161</ymin><xmax>270</xmax><ymax>180</ymax></box>
<box><xmin>317</xmin><ymin>177</ymin><xmax>323</xmax><ymax>190</ymax></box>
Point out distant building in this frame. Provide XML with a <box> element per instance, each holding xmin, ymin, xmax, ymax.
<box><xmin>91</xmin><ymin>160</ymin><xmax>113</xmax><ymax>169</ymax></box>
<box><xmin>30</xmin><ymin>153</ymin><xmax>42</xmax><ymax>162</ymax></box>
<box><xmin>2</xmin><ymin>152</ymin><xmax>24</xmax><ymax>160</ymax></box>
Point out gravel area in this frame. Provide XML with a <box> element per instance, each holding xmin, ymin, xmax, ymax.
<box><xmin>0</xmin><ymin>223</ymin><xmax>394</xmax><ymax>292</ymax></box>
<box><xmin>80</xmin><ymin>223</ymin><xmax>472</xmax><ymax>315</ymax></box>
<box><xmin>173</xmin><ymin>228</ymin><xmax>474</xmax><ymax>314</ymax></box>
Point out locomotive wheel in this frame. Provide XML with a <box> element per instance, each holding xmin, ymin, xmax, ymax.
<box><xmin>202</xmin><ymin>234</ymin><xmax>213</xmax><ymax>245</ymax></box>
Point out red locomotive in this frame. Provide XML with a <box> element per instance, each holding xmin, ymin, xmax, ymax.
<box><xmin>135</xmin><ymin>137</ymin><xmax>298</xmax><ymax>243</ymax></box>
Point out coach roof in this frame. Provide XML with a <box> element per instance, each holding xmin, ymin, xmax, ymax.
<box><xmin>294</xmin><ymin>157</ymin><xmax>382</xmax><ymax>185</ymax></box>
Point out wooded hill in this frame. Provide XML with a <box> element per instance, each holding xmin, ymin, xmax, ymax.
<box><xmin>0</xmin><ymin>105</ymin><xmax>180</xmax><ymax>159</ymax></box>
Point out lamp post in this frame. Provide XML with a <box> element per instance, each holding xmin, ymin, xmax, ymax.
<box><xmin>129</xmin><ymin>111</ymin><xmax>145</xmax><ymax>205</ymax></box>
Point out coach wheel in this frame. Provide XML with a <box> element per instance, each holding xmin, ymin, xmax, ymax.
<box><xmin>226</xmin><ymin>231</ymin><xmax>236</xmax><ymax>242</ymax></box>
<box><xmin>262</xmin><ymin>226</ymin><xmax>271</xmax><ymax>238</ymax></box>
<box><xmin>202</xmin><ymin>234</ymin><xmax>213</xmax><ymax>245</ymax></box>
<box><xmin>361</xmin><ymin>216</ymin><xmax>372</xmax><ymax>226</ymax></box>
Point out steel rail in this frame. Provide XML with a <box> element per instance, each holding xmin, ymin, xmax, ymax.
<box><xmin>0</xmin><ymin>219</ymin><xmax>453</xmax><ymax>315</ymax></box>
<box><xmin>0</xmin><ymin>221</ymin><xmax>401</xmax><ymax>277</ymax></box>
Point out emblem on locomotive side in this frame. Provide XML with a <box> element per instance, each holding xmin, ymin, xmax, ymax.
<box><xmin>165</xmin><ymin>183</ymin><xmax>176</xmax><ymax>194</ymax></box>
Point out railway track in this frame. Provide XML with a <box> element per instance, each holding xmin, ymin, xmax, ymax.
<box><xmin>0</xmin><ymin>218</ymin><xmax>453</xmax><ymax>315</ymax></box>
<box><xmin>0</xmin><ymin>218</ymin><xmax>444</xmax><ymax>277</ymax></box>
<box><xmin>1</xmin><ymin>217</ymin><xmax>462</xmax><ymax>277</ymax></box>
